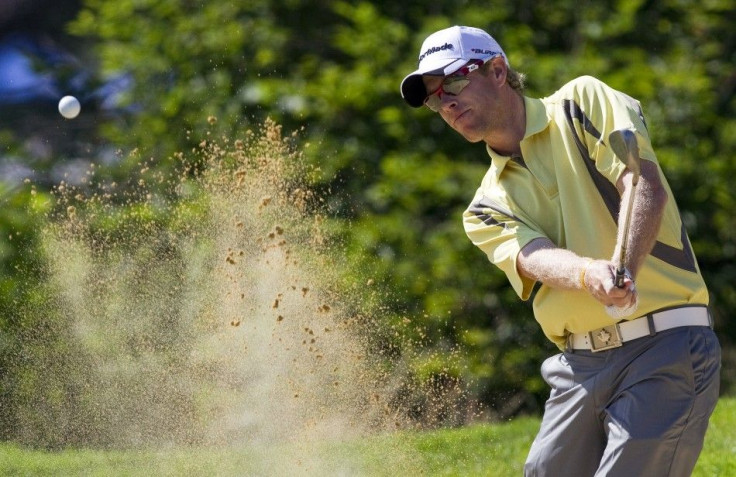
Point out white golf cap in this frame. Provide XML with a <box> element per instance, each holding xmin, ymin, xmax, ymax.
<box><xmin>400</xmin><ymin>26</ymin><xmax>507</xmax><ymax>107</ymax></box>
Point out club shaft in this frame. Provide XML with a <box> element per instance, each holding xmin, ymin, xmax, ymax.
<box><xmin>615</xmin><ymin>183</ymin><xmax>637</xmax><ymax>288</ymax></box>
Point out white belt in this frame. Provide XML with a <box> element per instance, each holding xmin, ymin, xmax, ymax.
<box><xmin>568</xmin><ymin>306</ymin><xmax>711</xmax><ymax>352</ymax></box>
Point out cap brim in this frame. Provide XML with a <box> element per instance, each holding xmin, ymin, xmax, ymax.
<box><xmin>400</xmin><ymin>58</ymin><xmax>467</xmax><ymax>108</ymax></box>
<box><xmin>400</xmin><ymin>74</ymin><xmax>428</xmax><ymax>107</ymax></box>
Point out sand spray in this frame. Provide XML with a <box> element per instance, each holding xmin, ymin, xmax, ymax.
<box><xmin>7</xmin><ymin>119</ymin><xmax>470</xmax><ymax>471</ymax></box>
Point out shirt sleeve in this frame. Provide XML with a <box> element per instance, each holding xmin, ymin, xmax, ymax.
<box><xmin>463</xmin><ymin>190</ymin><xmax>546</xmax><ymax>300</ymax></box>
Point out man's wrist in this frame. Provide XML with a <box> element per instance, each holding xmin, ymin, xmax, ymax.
<box><xmin>579</xmin><ymin>259</ymin><xmax>594</xmax><ymax>290</ymax></box>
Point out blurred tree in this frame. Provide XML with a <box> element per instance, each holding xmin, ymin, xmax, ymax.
<box><xmin>1</xmin><ymin>0</ymin><xmax>732</xmax><ymax>432</ymax></box>
<box><xmin>65</xmin><ymin>0</ymin><xmax>736</xmax><ymax>415</ymax></box>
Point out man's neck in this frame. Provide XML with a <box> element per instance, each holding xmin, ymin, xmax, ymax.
<box><xmin>485</xmin><ymin>92</ymin><xmax>526</xmax><ymax>157</ymax></box>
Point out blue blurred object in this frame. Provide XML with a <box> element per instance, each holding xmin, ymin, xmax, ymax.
<box><xmin>0</xmin><ymin>32</ymin><xmax>130</xmax><ymax>109</ymax></box>
<box><xmin>0</xmin><ymin>33</ymin><xmax>76</xmax><ymax>103</ymax></box>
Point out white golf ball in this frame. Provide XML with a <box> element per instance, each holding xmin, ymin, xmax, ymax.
<box><xmin>58</xmin><ymin>95</ymin><xmax>81</xmax><ymax>119</ymax></box>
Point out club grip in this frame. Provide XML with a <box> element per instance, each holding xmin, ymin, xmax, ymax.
<box><xmin>615</xmin><ymin>268</ymin><xmax>626</xmax><ymax>288</ymax></box>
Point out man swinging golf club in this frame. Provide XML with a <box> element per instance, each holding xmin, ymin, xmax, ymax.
<box><xmin>401</xmin><ymin>25</ymin><xmax>721</xmax><ymax>476</ymax></box>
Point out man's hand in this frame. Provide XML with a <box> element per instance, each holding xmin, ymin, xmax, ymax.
<box><xmin>581</xmin><ymin>259</ymin><xmax>638</xmax><ymax>309</ymax></box>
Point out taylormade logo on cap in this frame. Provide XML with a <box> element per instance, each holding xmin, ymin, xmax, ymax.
<box><xmin>418</xmin><ymin>43</ymin><xmax>454</xmax><ymax>62</ymax></box>
<box><xmin>401</xmin><ymin>25</ymin><xmax>508</xmax><ymax>108</ymax></box>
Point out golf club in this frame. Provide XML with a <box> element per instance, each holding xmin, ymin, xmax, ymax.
<box><xmin>608</xmin><ymin>129</ymin><xmax>641</xmax><ymax>289</ymax></box>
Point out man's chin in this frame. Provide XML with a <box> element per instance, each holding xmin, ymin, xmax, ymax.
<box><xmin>457</xmin><ymin>130</ymin><xmax>484</xmax><ymax>143</ymax></box>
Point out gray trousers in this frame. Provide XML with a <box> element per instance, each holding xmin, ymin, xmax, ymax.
<box><xmin>524</xmin><ymin>326</ymin><xmax>721</xmax><ymax>477</ymax></box>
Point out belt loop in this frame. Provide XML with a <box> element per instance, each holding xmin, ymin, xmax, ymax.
<box><xmin>647</xmin><ymin>314</ymin><xmax>656</xmax><ymax>336</ymax></box>
<box><xmin>707</xmin><ymin>308</ymin><xmax>714</xmax><ymax>328</ymax></box>
<box><xmin>565</xmin><ymin>334</ymin><xmax>574</xmax><ymax>354</ymax></box>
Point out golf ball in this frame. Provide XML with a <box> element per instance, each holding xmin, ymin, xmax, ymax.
<box><xmin>58</xmin><ymin>95</ymin><xmax>81</xmax><ymax>119</ymax></box>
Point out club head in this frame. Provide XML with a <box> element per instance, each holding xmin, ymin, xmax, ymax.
<box><xmin>608</xmin><ymin>129</ymin><xmax>641</xmax><ymax>183</ymax></box>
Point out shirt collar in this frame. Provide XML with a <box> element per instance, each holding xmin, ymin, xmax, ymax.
<box><xmin>487</xmin><ymin>96</ymin><xmax>551</xmax><ymax>177</ymax></box>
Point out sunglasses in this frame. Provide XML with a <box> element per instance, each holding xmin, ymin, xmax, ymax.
<box><xmin>423</xmin><ymin>58</ymin><xmax>488</xmax><ymax>112</ymax></box>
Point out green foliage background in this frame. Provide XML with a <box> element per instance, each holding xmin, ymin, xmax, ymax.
<box><xmin>2</xmin><ymin>0</ymin><xmax>735</xmax><ymax>435</ymax></box>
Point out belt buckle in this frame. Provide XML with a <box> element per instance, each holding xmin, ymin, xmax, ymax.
<box><xmin>588</xmin><ymin>324</ymin><xmax>623</xmax><ymax>352</ymax></box>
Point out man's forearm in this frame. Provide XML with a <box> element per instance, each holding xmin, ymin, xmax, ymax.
<box><xmin>612</xmin><ymin>159</ymin><xmax>668</xmax><ymax>279</ymax></box>
<box><xmin>518</xmin><ymin>238</ymin><xmax>590</xmax><ymax>290</ymax></box>
<box><xmin>518</xmin><ymin>237</ymin><xmax>638</xmax><ymax>308</ymax></box>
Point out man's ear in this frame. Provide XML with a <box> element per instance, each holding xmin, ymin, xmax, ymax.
<box><xmin>490</xmin><ymin>57</ymin><xmax>508</xmax><ymax>85</ymax></box>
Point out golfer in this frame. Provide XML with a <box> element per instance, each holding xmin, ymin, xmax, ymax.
<box><xmin>401</xmin><ymin>25</ymin><xmax>721</xmax><ymax>476</ymax></box>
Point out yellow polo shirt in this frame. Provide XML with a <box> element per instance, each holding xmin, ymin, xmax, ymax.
<box><xmin>463</xmin><ymin>76</ymin><xmax>709</xmax><ymax>349</ymax></box>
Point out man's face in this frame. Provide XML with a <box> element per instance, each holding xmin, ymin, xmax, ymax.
<box><xmin>422</xmin><ymin>58</ymin><xmax>506</xmax><ymax>144</ymax></box>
